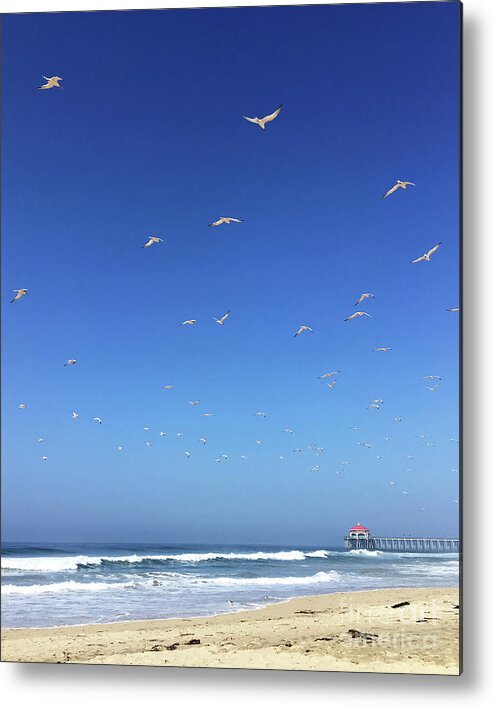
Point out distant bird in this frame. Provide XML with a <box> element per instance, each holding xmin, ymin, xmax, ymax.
<box><xmin>42</xmin><ymin>456</ymin><xmax>48</xmax><ymax>461</ymax></box>
<box><xmin>394</xmin><ymin>417</ymin><xmax>402</xmax><ymax>422</ymax></box>
<box><xmin>354</xmin><ymin>293</ymin><xmax>375</xmax><ymax>306</ymax></box>
<box><xmin>423</xmin><ymin>375</ymin><xmax>441</xmax><ymax>381</ymax></box>
<box><xmin>18</xmin><ymin>403</ymin><xmax>27</xmax><ymax>409</ymax></box>
<box><xmin>382</xmin><ymin>180</ymin><xmax>415</xmax><ymax>199</ymax></box>
<box><xmin>143</xmin><ymin>426</ymin><xmax>150</xmax><ymax>431</ymax></box>
<box><xmin>162</xmin><ymin>385</ymin><xmax>174</xmax><ymax>390</ymax></box>
<box><xmin>64</xmin><ymin>359</ymin><xmax>77</xmax><ymax>366</ymax></box>
<box><xmin>318</xmin><ymin>370</ymin><xmax>340</xmax><ymax>379</ymax></box>
<box><xmin>184</xmin><ymin>451</ymin><xmax>191</xmax><ymax>458</ymax></box>
<box><xmin>212</xmin><ymin>309</ymin><xmax>231</xmax><ymax>325</ymax></box>
<box><xmin>293</xmin><ymin>448</ymin><xmax>303</xmax><ymax>453</ymax></box>
<box><xmin>93</xmin><ymin>417</ymin><xmax>102</xmax><ymax>425</ymax></box>
<box><xmin>11</xmin><ymin>289</ymin><xmax>28</xmax><ymax>303</ymax></box>
<box><xmin>177</xmin><ymin>432</ymin><xmax>184</xmax><ymax>437</ymax></box>
<box><xmin>376</xmin><ymin>456</ymin><xmax>383</xmax><ymax>460</ymax></box>
<box><xmin>71</xmin><ymin>411</ymin><xmax>79</xmax><ymax>420</ymax></box>
<box><xmin>411</xmin><ymin>243</ymin><xmax>441</xmax><ymax>264</ymax></box>
<box><xmin>208</xmin><ymin>217</ymin><xmax>242</xmax><ymax>227</ymax></box>
<box><xmin>256</xmin><ymin>440</ymin><xmax>264</xmax><ymax>446</ymax></box>
<box><xmin>221</xmin><ymin>454</ymin><xmax>228</xmax><ymax>460</ymax></box>
<box><xmin>351</xmin><ymin>427</ymin><xmax>361</xmax><ymax>431</ymax></box>
<box><xmin>179</xmin><ymin>319</ymin><xmax>197</xmax><ymax>326</ymax></box>
<box><xmin>345</xmin><ymin>311</ymin><xmax>373</xmax><ymax>322</ymax></box>
<box><xmin>38</xmin><ymin>75</ymin><xmax>62</xmax><ymax>90</ymax></box>
<box><xmin>402</xmin><ymin>491</ymin><xmax>408</xmax><ymax>496</ymax></box>
<box><xmin>384</xmin><ymin>436</ymin><xmax>392</xmax><ymax>441</ymax></box>
<box><xmin>389</xmin><ymin>481</ymin><xmax>397</xmax><ymax>486</ymax></box>
<box><xmin>199</xmin><ymin>437</ymin><xmax>207</xmax><ymax>445</ymax></box>
<box><xmin>254</xmin><ymin>412</ymin><xmax>267</xmax><ymax>418</ymax></box>
<box><xmin>294</xmin><ymin>325</ymin><xmax>313</xmax><ymax>338</ymax></box>
<box><xmin>450</xmin><ymin>438</ymin><xmax>459</xmax><ymax>444</ymax></box>
<box><xmin>117</xmin><ymin>446</ymin><xmax>123</xmax><ymax>451</ymax></box>
<box><xmin>37</xmin><ymin>438</ymin><xmax>44</xmax><ymax>443</ymax></box>
<box><xmin>241</xmin><ymin>455</ymin><xmax>248</xmax><ymax>460</ymax></box>
<box><xmin>159</xmin><ymin>431</ymin><xmax>167</xmax><ymax>437</ymax></box>
<box><xmin>310</xmin><ymin>465</ymin><xmax>320</xmax><ymax>473</ymax></box>
<box><xmin>370</xmin><ymin>399</ymin><xmax>384</xmax><ymax>404</ymax></box>
<box><xmin>407</xmin><ymin>455</ymin><xmax>414</xmax><ymax>461</ymax></box>
<box><xmin>368</xmin><ymin>403</ymin><xmax>380</xmax><ymax>410</ymax></box>
<box><xmin>202</xmin><ymin>413</ymin><xmax>214</xmax><ymax>417</ymax></box>
<box><xmin>141</xmin><ymin>236</ymin><xmax>163</xmax><ymax>249</ymax></box>
<box><xmin>281</xmin><ymin>428</ymin><xmax>293</xmax><ymax>434</ymax></box>
<box><xmin>145</xmin><ymin>441</ymin><xmax>152</xmax><ymax>447</ymax></box>
<box><xmin>446</xmin><ymin>307</ymin><xmax>460</xmax><ymax>312</ymax></box>
<box><xmin>188</xmin><ymin>401</ymin><xmax>200</xmax><ymax>405</ymax></box>
<box><xmin>279</xmin><ymin>455</ymin><xmax>285</xmax><ymax>461</ymax></box>
<box><xmin>243</xmin><ymin>104</ymin><xmax>282</xmax><ymax>130</ymax></box>
<box><xmin>373</xmin><ymin>347</ymin><xmax>392</xmax><ymax>352</ymax></box>
<box><xmin>426</xmin><ymin>385</ymin><xmax>440</xmax><ymax>392</ymax></box>
<box><xmin>340</xmin><ymin>461</ymin><xmax>349</xmax><ymax>465</ymax></box>
<box><xmin>326</xmin><ymin>380</ymin><xmax>337</xmax><ymax>389</ymax></box>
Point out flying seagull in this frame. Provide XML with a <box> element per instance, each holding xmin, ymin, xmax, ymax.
<box><xmin>354</xmin><ymin>293</ymin><xmax>375</xmax><ymax>306</ymax></box>
<box><xmin>162</xmin><ymin>385</ymin><xmax>174</xmax><ymax>389</ymax></box>
<box><xmin>294</xmin><ymin>325</ymin><xmax>313</xmax><ymax>338</ymax></box>
<box><xmin>184</xmin><ymin>451</ymin><xmax>191</xmax><ymax>458</ymax></box>
<box><xmin>209</xmin><ymin>217</ymin><xmax>242</xmax><ymax>227</ymax></box>
<box><xmin>326</xmin><ymin>380</ymin><xmax>337</xmax><ymax>389</ymax></box>
<box><xmin>18</xmin><ymin>403</ymin><xmax>27</xmax><ymax>409</ymax></box>
<box><xmin>411</xmin><ymin>243</ymin><xmax>442</xmax><ymax>264</ymax></box>
<box><xmin>254</xmin><ymin>412</ymin><xmax>267</xmax><ymax>418</ymax></box>
<box><xmin>11</xmin><ymin>289</ymin><xmax>28</xmax><ymax>303</ymax></box>
<box><xmin>202</xmin><ymin>413</ymin><xmax>214</xmax><ymax>417</ymax></box>
<box><xmin>281</xmin><ymin>428</ymin><xmax>293</xmax><ymax>434</ymax></box>
<box><xmin>145</xmin><ymin>441</ymin><xmax>153</xmax><ymax>447</ymax></box>
<box><xmin>38</xmin><ymin>76</ymin><xmax>62</xmax><ymax>90</ymax></box>
<box><xmin>37</xmin><ymin>438</ymin><xmax>44</xmax><ymax>443</ymax></box>
<box><xmin>446</xmin><ymin>307</ymin><xmax>460</xmax><ymax>312</ymax></box>
<box><xmin>368</xmin><ymin>403</ymin><xmax>380</xmax><ymax>410</ymax></box>
<box><xmin>345</xmin><ymin>311</ymin><xmax>373</xmax><ymax>322</ymax></box>
<box><xmin>423</xmin><ymin>375</ymin><xmax>442</xmax><ymax>381</ymax></box>
<box><xmin>64</xmin><ymin>359</ymin><xmax>77</xmax><ymax>366</ymax></box>
<box><xmin>256</xmin><ymin>440</ymin><xmax>265</xmax><ymax>446</ymax></box>
<box><xmin>188</xmin><ymin>400</ymin><xmax>200</xmax><ymax>405</ymax></box>
<box><xmin>141</xmin><ymin>236</ymin><xmax>163</xmax><ymax>249</ymax></box>
<box><xmin>71</xmin><ymin>411</ymin><xmax>79</xmax><ymax>420</ymax></box>
<box><xmin>199</xmin><ymin>437</ymin><xmax>207</xmax><ymax>445</ymax></box>
<box><xmin>318</xmin><ymin>370</ymin><xmax>340</xmax><ymax>379</ymax></box>
<box><xmin>426</xmin><ymin>385</ymin><xmax>440</xmax><ymax>391</ymax></box>
<box><xmin>243</xmin><ymin>104</ymin><xmax>282</xmax><ymax>130</ymax></box>
<box><xmin>179</xmin><ymin>319</ymin><xmax>197</xmax><ymax>326</ymax></box>
<box><xmin>382</xmin><ymin>180</ymin><xmax>415</xmax><ymax>199</ymax></box>
<box><xmin>93</xmin><ymin>417</ymin><xmax>102</xmax><ymax>425</ymax></box>
<box><xmin>117</xmin><ymin>446</ymin><xmax>123</xmax><ymax>451</ymax></box>
<box><xmin>159</xmin><ymin>431</ymin><xmax>167</xmax><ymax>437</ymax></box>
<box><xmin>212</xmin><ymin>309</ymin><xmax>231</xmax><ymax>325</ymax></box>
<box><xmin>373</xmin><ymin>347</ymin><xmax>392</xmax><ymax>352</ymax></box>
<box><xmin>42</xmin><ymin>456</ymin><xmax>48</xmax><ymax>461</ymax></box>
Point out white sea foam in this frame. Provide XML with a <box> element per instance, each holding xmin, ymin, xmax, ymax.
<box><xmin>1</xmin><ymin>549</ymin><xmax>325</xmax><ymax>572</ymax></box>
<box><xmin>348</xmin><ymin>549</ymin><xmax>384</xmax><ymax>557</ymax></box>
<box><xmin>2</xmin><ymin>570</ymin><xmax>341</xmax><ymax>595</ymax></box>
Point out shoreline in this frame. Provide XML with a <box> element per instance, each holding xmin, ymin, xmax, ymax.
<box><xmin>1</xmin><ymin>586</ymin><xmax>460</xmax><ymax>674</ymax></box>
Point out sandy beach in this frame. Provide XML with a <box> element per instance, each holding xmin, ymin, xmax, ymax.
<box><xmin>1</xmin><ymin>587</ymin><xmax>460</xmax><ymax>674</ymax></box>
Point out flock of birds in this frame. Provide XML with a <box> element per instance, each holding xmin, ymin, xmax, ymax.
<box><xmin>10</xmin><ymin>77</ymin><xmax>460</xmax><ymax>511</ymax></box>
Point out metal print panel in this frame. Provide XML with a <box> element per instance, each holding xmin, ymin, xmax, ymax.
<box><xmin>1</xmin><ymin>1</ymin><xmax>461</xmax><ymax>674</ymax></box>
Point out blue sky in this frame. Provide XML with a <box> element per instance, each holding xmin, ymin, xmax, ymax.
<box><xmin>1</xmin><ymin>2</ymin><xmax>460</xmax><ymax>545</ymax></box>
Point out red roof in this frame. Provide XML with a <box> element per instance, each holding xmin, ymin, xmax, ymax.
<box><xmin>349</xmin><ymin>523</ymin><xmax>369</xmax><ymax>532</ymax></box>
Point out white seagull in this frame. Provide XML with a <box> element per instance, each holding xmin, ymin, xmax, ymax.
<box><xmin>188</xmin><ymin>400</ymin><xmax>200</xmax><ymax>405</ymax></box>
<box><xmin>199</xmin><ymin>437</ymin><xmax>207</xmax><ymax>445</ymax></box>
<box><xmin>71</xmin><ymin>411</ymin><xmax>79</xmax><ymax>420</ymax></box>
<box><xmin>141</xmin><ymin>236</ymin><xmax>163</xmax><ymax>249</ymax></box>
<box><xmin>294</xmin><ymin>325</ymin><xmax>313</xmax><ymax>338</ymax></box>
<box><xmin>117</xmin><ymin>446</ymin><xmax>123</xmax><ymax>451</ymax></box>
<box><xmin>159</xmin><ymin>431</ymin><xmax>167</xmax><ymax>437</ymax></box>
<box><xmin>318</xmin><ymin>370</ymin><xmax>340</xmax><ymax>379</ymax></box>
<box><xmin>179</xmin><ymin>319</ymin><xmax>197</xmax><ymax>326</ymax></box>
<box><xmin>38</xmin><ymin>76</ymin><xmax>63</xmax><ymax>90</ymax></box>
<box><xmin>37</xmin><ymin>438</ymin><xmax>44</xmax><ymax>443</ymax></box>
<box><xmin>11</xmin><ymin>289</ymin><xmax>28</xmax><ymax>303</ymax></box>
<box><xmin>209</xmin><ymin>217</ymin><xmax>242</xmax><ymax>227</ymax></box>
<box><xmin>382</xmin><ymin>180</ymin><xmax>415</xmax><ymax>199</ymax></box>
<box><xmin>345</xmin><ymin>311</ymin><xmax>373</xmax><ymax>322</ymax></box>
<box><xmin>411</xmin><ymin>243</ymin><xmax>441</xmax><ymax>264</ymax></box>
<box><xmin>93</xmin><ymin>417</ymin><xmax>102</xmax><ymax>425</ymax></box>
<box><xmin>64</xmin><ymin>359</ymin><xmax>77</xmax><ymax>366</ymax></box>
<box><xmin>281</xmin><ymin>428</ymin><xmax>293</xmax><ymax>434</ymax></box>
<box><xmin>326</xmin><ymin>380</ymin><xmax>337</xmax><ymax>389</ymax></box>
<box><xmin>243</xmin><ymin>104</ymin><xmax>282</xmax><ymax>130</ymax></box>
<box><xmin>426</xmin><ymin>385</ymin><xmax>440</xmax><ymax>392</ymax></box>
<box><xmin>212</xmin><ymin>309</ymin><xmax>231</xmax><ymax>325</ymax></box>
<box><xmin>18</xmin><ymin>403</ymin><xmax>27</xmax><ymax>409</ymax></box>
<box><xmin>202</xmin><ymin>413</ymin><xmax>214</xmax><ymax>417</ymax></box>
<box><xmin>162</xmin><ymin>385</ymin><xmax>174</xmax><ymax>390</ymax></box>
<box><xmin>42</xmin><ymin>456</ymin><xmax>48</xmax><ymax>461</ymax></box>
<box><xmin>446</xmin><ymin>307</ymin><xmax>460</xmax><ymax>312</ymax></box>
<box><xmin>423</xmin><ymin>375</ymin><xmax>441</xmax><ymax>381</ymax></box>
<box><xmin>254</xmin><ymin>412</ymin><xmax>267</xmax><ymax>418</ymax></box>
<box><xmin>354</xmin><ymin>293</ymin><xmax>375</xmax><ymax>306</ymax></box>
<box><xmin>184</xmin><ymin>451</ymin><xmax>191</xmax><ymax>458</ymax></box>
<box><xmin>373</xmin><ymin>347</ymin><xmax>392</xmax><ymax>352</ymax></box>
<box><xmin>256</xmin><ymin>440</ymin><xmax>264</xmax><ymax>446</ymax></box>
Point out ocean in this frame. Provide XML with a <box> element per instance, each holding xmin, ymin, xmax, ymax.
<box><xmin>1</xmin><ymin>542</ymin><xmax>459</xmax><ymax>629</ymax></box>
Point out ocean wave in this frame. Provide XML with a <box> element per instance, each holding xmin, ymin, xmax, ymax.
<box><xmin>348</xmin><ymin>549</ymin><xmax>384</xmax><ymax>557</ymax></box>
<box><xmin>2</xmin><ymin>570</ymin><xmax>341</xmax><ymax>595</ymax></box>
<box><xmin>1</xmin><ymin>549</ymin><xmax>328</xmax><ymax>572</ymax></box>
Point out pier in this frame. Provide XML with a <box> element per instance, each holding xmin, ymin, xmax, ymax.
<box><xmin>344</xmin><ymin>522</ymin><xmax>459</xmax><ymax>553</ymax></box>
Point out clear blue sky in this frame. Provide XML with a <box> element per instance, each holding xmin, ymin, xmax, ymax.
<box><xmin>1</xmin><ymin>2</ymin><xmax>460</xmax><ymax>545</ymax></box>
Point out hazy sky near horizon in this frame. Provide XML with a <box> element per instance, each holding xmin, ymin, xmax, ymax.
<box><xmin>2</xmin><ymin>2</ymin><xmax>460</xmax><ymax>545</ymax></box>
